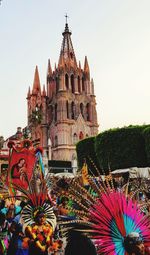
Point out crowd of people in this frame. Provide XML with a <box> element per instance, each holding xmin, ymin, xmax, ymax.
<box><xmin>0</xmin><ymin>141</ymin><xmax>150</xmax><ymax>255</ymax></box>
<box><xmin>0</xmin><ymin>171</ymin><xmax>150</xmax><ymax>255</ymax></box>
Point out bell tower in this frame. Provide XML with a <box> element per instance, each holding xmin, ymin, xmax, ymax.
<box><xmin>27</xmin><ymin>20</ymin><xmax>99</xmax><ymax>163</ymax></box>
<box><xmin>27</xmin><ymin>66</ymin><xmax>48</xmax><ymax>154</ymax></box>
<box><xmin>46</xmin><ymin>21</ymin><xmax>98</xmax><ymax>162</ymax></box>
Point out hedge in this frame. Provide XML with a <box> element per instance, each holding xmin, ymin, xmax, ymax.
<box><xmin>95</xmin><ymin>126</ymin><xmax>148</xmax><ymax>171</ymax></box>
<box><xmin>142</xmin><ymin>126</ymin><xmax>150</xmax><ymax>165</ymax></box>
<box><xmin>76</xmin><ymin>125</ymin><xmax>150</xmax><ymax>173</ymax></box>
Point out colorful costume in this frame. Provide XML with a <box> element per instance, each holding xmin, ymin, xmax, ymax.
<box><xmin>56</xmin><ymin>169</ymin><xmax>150</xmax><ymax>255</ymax></box>
<box><xmin>25</xmin><ymin>219</ymin><xmax>53</xmax><ymax>255</ymax></box>
<box><xmin>7</xmin><ymin>141</ymin><xmax>57</xmax><ymax>255</ymax></box>
<box><xmin>15</xmin><ymin>177</ymin><xmax>57</xmax><ymax>255</ymax></box>
<box><xmin>89</xmin><ymin>191</ymin><xmax>150</xmax><ymax>254</ymax></box>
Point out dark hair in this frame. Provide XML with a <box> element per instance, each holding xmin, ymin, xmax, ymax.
<box><xmin>20</xmin><ymin>200</ymin><xmax>27</xmax><ymax>209</ymax></box>
<box><xmin>65</xmin><ymin>231</ymin><xmax>97</xmax><ymax>255</ymax></box>
<box><xmin>124</xmin><ymin>232</ymin><xmax>143</xmax><ymax>254</ymax></box>
<box><xmin>18</xmin><ymin>158</ymin><xmax>26</xmax><ymax>164</ymax></box>
<box><xmin>11</xmin><ymin>221</ymin><xmax>22</xmax><ymax>233</ymax></box>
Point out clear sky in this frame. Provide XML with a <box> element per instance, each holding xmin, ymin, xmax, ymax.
<box><xmin>0</xmin><ymin>0</ymin><xmax>150</xmax><ymax>139</ymax></box>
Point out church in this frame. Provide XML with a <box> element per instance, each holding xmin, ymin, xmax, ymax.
<box><xmin>26</xmin><ymin>21</ymin><xmax>99</xmax><ymax>168</ymax></box>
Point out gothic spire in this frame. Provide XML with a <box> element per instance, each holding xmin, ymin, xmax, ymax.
<box><xmin>32</xmin><ymin>66</ymin><xmax>41</xmax><ymax>94</ymax></box>
<box><xmin>58</xmin><ymin>19</ymin><xmax>77</xmax><ymax>67</ymax></box>
<box><xmin>47</xmin><ymin>59</ymin><xmax>52</xmax><ymax>76</ymax></box>
<box><xmin>84</xmin><ymin>56</ymin><xmax>90</xmax><ymax>73</ymax></box>
<box><xmin>79</xmin><ymin>61</ymin><xmax>81</xmax><ymax>69</ymax></box>
<box><xmin>42</xmin><ymin>84</ymin><xmax>46</xmax><ymax>96</ymax></box>
<box><xmin>84</xmin><ymin>56</ymin><xmax>90</xmax><ymax>80</ymax></box>
<box><xmin>27</xmin><ymin>86</ymin><xmax>31</xmax><ymax>98</ymax></box>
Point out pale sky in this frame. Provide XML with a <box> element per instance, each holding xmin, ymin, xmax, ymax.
<box><xmin>0</xmin><ymin>0</ymin><xmax>150</xmax><ymax>139</ymax></box>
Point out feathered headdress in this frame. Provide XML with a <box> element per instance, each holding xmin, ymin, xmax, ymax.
<box><xmin>12</xmin><ymin>168</ymin><xmax>56</xmax><ymax>230</ymax></box>
<box><xmin>55</xmin><ymin>164</ymin><xmax>150</xmax><ymax>254</ymax></box>
<box><xmin>89</xmin><ymin>191</ymin><xmax>150</xmax><ymax>254</ymax></box>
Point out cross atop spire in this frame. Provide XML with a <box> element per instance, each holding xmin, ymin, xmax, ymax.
<box><xmin>65</xmin><ymin>13</ymin><xmax>69</xmax><ymax>24</ymax></box>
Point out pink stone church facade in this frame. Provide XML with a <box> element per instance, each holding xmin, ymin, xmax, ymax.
<box><xmin>27</xmin><ymin>22</ymin><xmax>98</xmax><ymax>166</ymax></box>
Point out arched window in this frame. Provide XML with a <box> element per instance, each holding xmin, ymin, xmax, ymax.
<box><xmin>55</xmin><ymin>104</ymin><xmax>57</xmax><ymax>121</ymax></box>
<box><xmin>56</xmin><ymin>77</ymin><xmax>59</xmax><ymax>93</ymax></box>
<box><xmin>73</xmin><ymin>133</ymin><xmax>78</xmax><ymax>144</ymax></box>
<box><xmin>71</xmin><ymin>102</ymin><xmax>75</xmax><ymax>119</ymax></box>
<box><xmin>86</xmin><ymin>103</ymin><xmax>90</xmax><ymax>121</ymax></box>
<box><xmin>66</xmin><ymin>101</ymin><xmax>69</xmax><ymax>118</ymax></box>
<box><xmin>71</xmin><ymin>74</ymin><xmax>75</xmax><ymax>93</ymax></box>
<box><xmin>48</xmin><ymin>105</ymin><xmax>53</xmax><ymax>124</ymax></box>
<box><xmin>80</xmin><ymin>103</ymin><xmax>84</xmax><ymax>118</ymax></box>
<box><xmin>78</xmin><ymin>76</ymin><xmax>81</xmax><ymax>93</ymax></box>
<box><xmin>55</xmin><ymin>136</ymin><xmax>58</xmax><ymax>147</ymax></box>
<box><xmin>82</xmin><ymin>77</ymin><xmax>85</xmax><ymax>91</ymax></box>
<box><xmin>65</xmin><ymin>74</ymin><xmax>69</xmax><ymax>90</ymax></box>
<box><xmin>79</xmin><ymin>131</ymin><xmax>84</xmax><ymax>140</ymax></box>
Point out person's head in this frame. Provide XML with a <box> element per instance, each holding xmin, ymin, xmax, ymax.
<box><xmin>36</xmin><ymin>213</ymin><xmax>46</xmax><ymax>225</ymax></box>
<box><xmin>65</xmin><ymin>231</ymin><xmax>97</xmax><ymax>255</ymax></box>
<box><xmin>6</xmin><ymin>203</ymin><xmax>15</xmax><ymax>220</ymax></box>
<box><xmin>18</xmin><ymin>158</ymin><xmax>26</xmax><ymax>168</ymax></box>
<box><xmin>9</xmin><ymin>221</ymin><xmax>22</xmax><ymax>234</ymax></box>
<box><xmin>124</xmin><ymin>232</ymin><xmax>145</xmax><ymax>255</ymax></box>
<box><xmin>33</xmin><ymin>207</ymin><xmax>46</xmax><ymax>225</ymax></box>
<box><xmin>61</xmin><ymin>196</ymin><xmax>68</xmax><ymax>206</ymax></box>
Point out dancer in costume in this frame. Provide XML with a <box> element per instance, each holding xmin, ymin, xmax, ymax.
<box><xmin>25</xmin><ymin>207</ymin><xmax>54</xmax><ymax>255</ymax></box>
<box><xmin>124</xmin><ymin>232</ymin><xmax>145</xmax><ymax>255</ymax></box>
<box><xmin>7</xmin><ymin>142</ymin><xmax>57</xmax><ymax>255</ymax></box>
<box><xmin>13</xmin><ymin>174</ymin><xmax>57</xmax><ymax>255</ymax></box>
<box><xmin>89</xmin><ymin>191</ymin><xmax>150</xmax><ymax>255</ymax></box>
<box><xmin>56</xmin><ymin>169</ymin><xmax>150</xmax><ymax>255</ymax></box>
